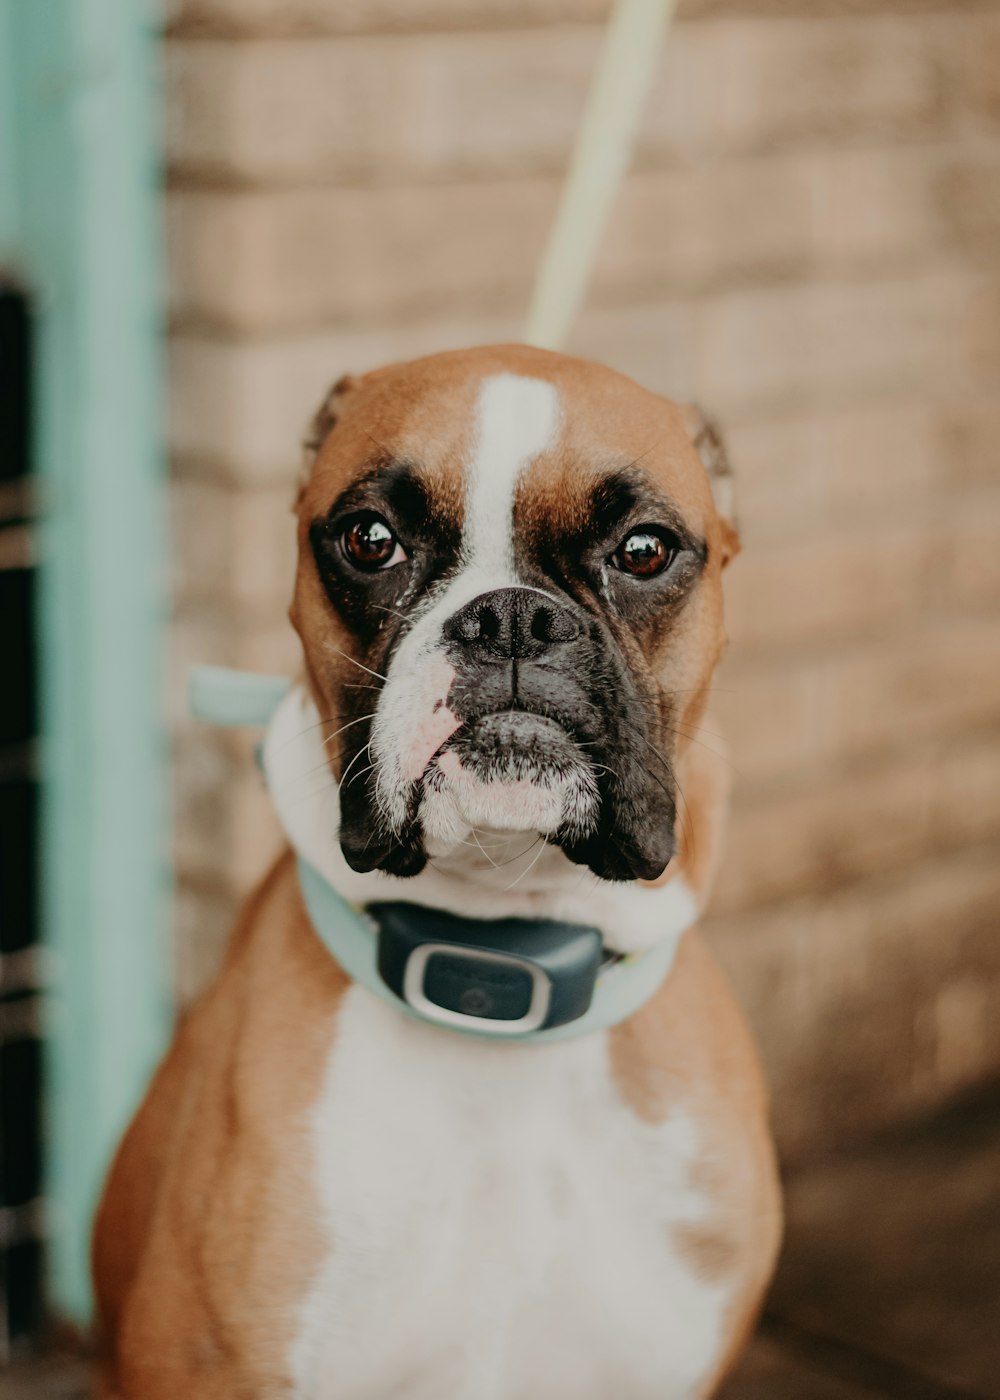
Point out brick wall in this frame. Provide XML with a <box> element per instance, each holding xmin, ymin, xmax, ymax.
<box><xmin>163</xmin><ymin>0</ymin><xmax>1000</xmax><ymax>1160</ymax></box>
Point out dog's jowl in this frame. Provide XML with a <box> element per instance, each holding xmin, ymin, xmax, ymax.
<box><xmin>93</xmin><ymin>346</ymin><xmax>781</xmax><ymax>1400</ymax></box>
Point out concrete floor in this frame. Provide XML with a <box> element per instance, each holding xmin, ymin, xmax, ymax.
<box><xmin>721</xmin><ymin>1084</ymin><xmax>1000</xmax><ymax>1400</ymax></box>
<box><xmin>5</xmin><ymin>1085</ymin><xmax>999</xmax><ymax>1399</ymax></box>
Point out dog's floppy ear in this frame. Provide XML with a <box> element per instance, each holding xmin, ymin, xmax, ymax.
<box><xmin>296</xmin><ymin>373</ymin><xmax>361</xmax><ymax>506</ymax></box>
<box><xmin>680</xmin><ymin>403</ymin><xmax>740</xmax><ymax>566</ymax></box>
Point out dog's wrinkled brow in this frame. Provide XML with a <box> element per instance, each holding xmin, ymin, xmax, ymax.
<box><xmin>323</xmin><ymin>456</ymin><xmax>432</xmax><ymax>527</ymax></box>
<box><xmin>586</xmin><ymin>466</ymin><xmax>706</xmax><ymax>557</ymax></box>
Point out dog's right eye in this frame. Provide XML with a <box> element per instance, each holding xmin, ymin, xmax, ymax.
<box><xmin>612</xmin><ymin>527</ymin><xmax>680</xmax><ymax>579</ymax></box>
<box><xmin>341</xmin><ymin>514</ymin><xmax>408</xmax><ymax>572</ymax></box>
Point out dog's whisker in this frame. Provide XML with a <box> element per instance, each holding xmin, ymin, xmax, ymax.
<box><xmin>489</xmin><ymin>834</ymin><xmax>545</xmax><ymax>870</ymax></box>
<box><xmin>326</xmin><ymin>645</ymin><xmax>388</xmax><ymax>683</ymax></box>
<box><xmin>469</xmin><ymin>827</ymin><xmax>504</xmax><ymax>871</ymax></box>
<box><xmin>503</xmin><ymin>836</ymin><xmax>548</xmax><ymax>890</ymax></box>
<box><xmin>665</xmin><ymin>726</ymin><xmax>736</xmax><ymax>771</ymax></box>
<box><xmin>322</xmin><ymin>713</ymin><xmax>378</xmax><ymax>749</ymax></box>
<box><xmin>273</xmin><ymin>711</ymin><xmax>356</xmax><ymax>750</ymax></box>
<box><xmin>370</xmin><ymin>603</ymin><xmax>416</xmax><ymax>626</ymax></box>
<box><xmin>455</xmin><ymin>830</ymin><xmax>524</xmax><ymax>852</ymax></box>
<box><xmin>337</xmin><ymin>741</ymin><xmax>374</xmax><ymax>792</ymax></box>
<box><xmin>343</xmin><ymin>762</ymin><xmax>378</xmax><ymax>792</ymax></box>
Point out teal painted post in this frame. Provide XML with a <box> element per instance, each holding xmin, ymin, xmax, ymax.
<box><xmin>0</xmin><ymin>5</ymin><xmax>18</xmax><ymax>258</ymax></box>
<box><xmin>0</xmin><ymin>0</ymin><xmax>170</xmax><ymax>1324</ymax></box>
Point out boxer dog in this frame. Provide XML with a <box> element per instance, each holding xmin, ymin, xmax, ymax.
<box><xmin>93</xmin><ymin>345</ymin><xmax>781</xmax><ymax>1399</ymax></box>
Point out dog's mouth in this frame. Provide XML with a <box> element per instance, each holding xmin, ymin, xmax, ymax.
<box><xmin>439</xmin><ymin>709</ymin><xmax>586</xmax><ymax>783</ymax></box>
<box><xmin>339</xmin><ymin>696</ymin><xmax>677</xmax><ymax>885</ymax></box>
<box><xmin>416</xmin><ymin>709</ymin><xmax>600</xmax><ymax>854</ymax></box>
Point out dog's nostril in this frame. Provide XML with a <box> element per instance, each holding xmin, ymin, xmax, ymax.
<box><xmin>478</xmin><ymin>606</ymin><xmax>501</xmax><ymax>643</ymax></box>
<box><xmin>454</xmin><ymin>610</ymin><xmax>482</xmax><ymax>642</ymax></box>
<box><xmin>531</xmin><ymin>605</ymin><xmax>579</xmax><ymax>645</ymax></box>
<box><xmin>530</xmin><ymin>607</ymin><xmax>555</xmax><ymax>644</ymax></box>
<box><xmin>445</xmin><ymin>588</ymin><xmax>580</xmax><ymax>657</ymax></box>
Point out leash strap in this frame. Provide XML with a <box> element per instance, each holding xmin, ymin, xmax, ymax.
<box><xmin>523</xmin><ymin>0</ymin><xmax>678</xmax><ymax>350</ymax></box>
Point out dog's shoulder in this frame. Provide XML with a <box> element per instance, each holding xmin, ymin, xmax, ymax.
<box><xmin>92</xmin><ymin>850</ymin><xmax>347</xmax><ymax>1396</ymax></box>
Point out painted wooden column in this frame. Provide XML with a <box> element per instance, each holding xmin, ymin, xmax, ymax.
<box><xmin>0</xmin><ymin>0</ymin><xmax>169</xmax><ymax>1324</ymax></box>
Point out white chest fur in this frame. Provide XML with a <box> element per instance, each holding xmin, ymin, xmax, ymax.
<box><xmin>290</xmin><ymin>990</ymin><xmax>729</xmax><ymax>1400</ymax></box>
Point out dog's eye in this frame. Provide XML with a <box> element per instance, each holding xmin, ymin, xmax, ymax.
<box><xmin>613</xmin><ymin>528</ymin><xmax>679</xmax><ymax>578</ymax></box>
<box><xmin>341</xmin><ymin>514</ymin><xmax>407</xmax><ymax>571</ymax></box>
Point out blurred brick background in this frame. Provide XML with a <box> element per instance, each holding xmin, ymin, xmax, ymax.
<box><xmin>163</xmin><ymin>0</ymin><xmax>1000</xmax><ymax>1163</ymax></box>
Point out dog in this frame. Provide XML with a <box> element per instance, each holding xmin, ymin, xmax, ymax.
<box><xmin>93</xmin><ymin>345</ymin><xmax>781</xmax><ymax>1399</ymax></box>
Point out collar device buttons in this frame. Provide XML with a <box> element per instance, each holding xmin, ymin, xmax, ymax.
<box><xmin>371</xmin><ymin>902</ymin><xmax>603</xmax><ymax>1035</ymax></box>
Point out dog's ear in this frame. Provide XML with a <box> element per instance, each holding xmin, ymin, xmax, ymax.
<box><xmin>680</xmin><ymin>403</ymin><xmax>740</xmax><ymax>566</ymax></box>
<box><xmin>296</xmin><ymin>373</ymin><xmax>361</xmax><ymax>507</ymax></box>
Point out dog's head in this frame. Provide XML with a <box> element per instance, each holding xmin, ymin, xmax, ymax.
<box><xmin>291</xmin><ymin>346</ymin><xmax>737</xmax><ymax>886</ymax></box>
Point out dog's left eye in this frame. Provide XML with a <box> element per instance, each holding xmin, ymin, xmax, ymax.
<box><xmin>341</xmin><ymin>514</ymin><xmax>408</xmax><ymax>572</ymax></box>
<box><xmin>613</xmin><ymin>528</ymin><xmax>680</xmax><ymax>578</ymax></box>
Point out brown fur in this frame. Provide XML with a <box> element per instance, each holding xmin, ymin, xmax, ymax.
<box><xmin>608</xmin><ymin>936</ymin><xmax>781</xmax><ymax>1395</ymax></box>
<box><xmin>92</xmin><ymin>856</ymin><xmax>347</xmax><ymax>1397</ymax></box>
<box><xmin>291</xmin><ymin>347</ymin><xmax>735</xmax><ymax>791</ymax></box>
<box><xmin>93</xmin><ymin>346</ymin><xmax>780</xmax><ymax>1397</ymax></box>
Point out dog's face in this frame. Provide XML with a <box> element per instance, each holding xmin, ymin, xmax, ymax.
<box><xmin>291</xmin><ymin>346</ymin><xmax>737</xmax><ymax>885</ymax></box>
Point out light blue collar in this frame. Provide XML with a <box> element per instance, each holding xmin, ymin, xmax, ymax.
<box><xmin>190</xmin><ymin>664</ymin><xmax>292</xmax><ymax>728</ymax></box>
<box><xmin>295</xmin><ymin>856</ymin><xmax>677</xmax><ymax>1044</ymax></box>
<box><xmin>190</xmin><ymin>665</ymin><xmax>681</xmax><ymax>1044</ymax></box>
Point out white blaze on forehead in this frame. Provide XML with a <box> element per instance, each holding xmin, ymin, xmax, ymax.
<box><xmin>465</xmin><ymin>373</ymin><xmax>561</xmax><ymax>574</ymax></box>
<box><xmin>370</xmin><ymin>372</ymin><xmax>562</xmax><ymax>836</ymax></box>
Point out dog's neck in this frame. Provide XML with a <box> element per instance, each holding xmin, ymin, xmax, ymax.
<box><xmin>264</xmin><ymin>685</ymin><xmax>726</xmax><ymax>956</ymax></box>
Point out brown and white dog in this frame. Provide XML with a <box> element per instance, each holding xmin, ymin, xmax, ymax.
<box><xmin>93</xmin><ymin>345</ymin><xmax>781</xmax><ymax>1399</ymax></box>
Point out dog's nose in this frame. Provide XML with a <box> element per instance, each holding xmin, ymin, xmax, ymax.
<box><xmin>444</xmin><ymin>588</ymin><xmax>581</xmax><ymax>660</ymax></box>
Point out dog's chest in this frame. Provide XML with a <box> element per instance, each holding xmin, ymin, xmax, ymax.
<box><xmin>289</xmin><ymin>990</ymin><xmax>728</xmax><ymax>1400</ymax></box>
